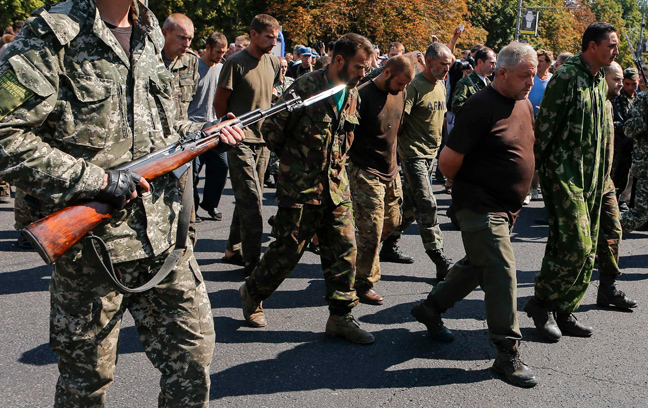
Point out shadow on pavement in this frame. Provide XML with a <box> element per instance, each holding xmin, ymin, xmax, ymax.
<box><xmin>0</xmin><ymin>263</ymin><xmax>50</xmax><ymax>295</ymax></box>
<box><xmin>209</xmin><ymin>327</ymin><xmax>495</xmax><ymax>399</ymax></box>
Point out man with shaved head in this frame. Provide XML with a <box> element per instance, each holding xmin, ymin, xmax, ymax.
<box><xmin>162</xmin><ymin>13</ymin><xmax>199</xmax><ymax>121</ymax></box>
<box><xmin>350</xmin><ymin>55</ymin><xmax>415</xmax><ymax>305</ymax></box>
<box><xmin>594</xmin><ymin>61</ymin><xmax>637</xmax><ymax>310</ymax></box>
<box><xmin>379</xmin><ymin>42</ymin><xmax>454</xmax><ymax>280</ymax></box>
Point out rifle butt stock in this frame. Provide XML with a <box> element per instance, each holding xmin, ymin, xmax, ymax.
<box><xmin>22</xmin><ymin>201</ymin><xmax>113</xmax><ymax>265</ymax></box>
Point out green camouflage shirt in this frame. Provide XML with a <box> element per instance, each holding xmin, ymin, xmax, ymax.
<box><xmin>262</xmin><ymin>68</ymin><xmax>360</xmax><ymax>208</ymax></box>
<box><xmin>0</xmin><ymin>0</ymin><xmax>204</xmax><ymax>263</ymax></box>
<box><xmin>624</xmin><ymin>90</ymin><xmax>648</xmax><ymax>179</ymax></box>
<box><xmin>611</xmin><ymin>88</ymin><xmax>633</xmax><ymax>128</ymax></box>
<box><xmin>535</xmin><ymin>53</ymin><xmax>608</xmax><ymax>197</ymax></box>
<box><xmin>165</xmin><ymin>50</ymin><xmax>200</xmax><ymax>120</ymax></box>
<box><xmin>451</xmin><ymin>70</ymin><xmax>490</xmax><ymax>113</ymax></box>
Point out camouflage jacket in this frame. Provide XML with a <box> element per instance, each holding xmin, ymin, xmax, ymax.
<box><xmin>451</xmin><ymin>71</ymin><xmax>490</xmax><ymax>113</ymax></box>
<box><xmin>535</xmin><ymin>53</ymin><xmax>608</xmax><ymax>196</ymax></box>
<box><xmin>166</xmin><ymin>50</ymin><xmax>200</xmax><ymax>120</ymax></box>
<box><xmin>262</xmin><ymin>68</ymin><xmax>359</xmax><ymax>208</ymax></box>
<box><xmin>624</xmin><ymin>91</ymin><xmax>648</xmax><ymax>179</ymax></box>
<box><xmin>611</xmin><ymin>88</ymin><xmax>634</xmax><ymax>130</ymax></box>
<box><xmin>273</xmin><ymin>75</ymin><xmax>294</xmax><ymax>102</ymax></box>
<box><xmin>0</xmin><ymin>0</ymin><xmax>203</xmax><ymax>263</ymax></box>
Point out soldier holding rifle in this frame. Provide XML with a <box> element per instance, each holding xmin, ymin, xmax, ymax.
<box><xmin>0</xmin><ymin>0</ymin><xmax>244</xmax><ymax>406</ymax></box>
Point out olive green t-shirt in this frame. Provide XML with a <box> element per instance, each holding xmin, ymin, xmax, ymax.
<box><xmin>218</xmin><ymin>49</ymin><xmax>280</xmax><ymax>143</ymax></box>
<box><xmin>398</xmin><ymin>72</ymin><xmax>447</xmax><ymax>159</ymax></box>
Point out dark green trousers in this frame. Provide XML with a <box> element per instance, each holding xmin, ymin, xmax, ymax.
<box><xmin>427</xmin><ymin>209</ymin><xmax>521</xmax><ymax>342</ymax></box>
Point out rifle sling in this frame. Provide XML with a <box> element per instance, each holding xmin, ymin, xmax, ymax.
<box><xmin>88</xmin><ymin>174</ymin><xmax>193</xmax><ymax>294</ymax></box>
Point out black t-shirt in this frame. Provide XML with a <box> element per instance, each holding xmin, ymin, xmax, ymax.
<box><xmin>349</xmin><ymin>80</ymin><xmax>406</xmax><ymax>181</ymax></box>
<box><xmin>104</xmin><ymin>21</ymin><xmax>132</xmax><ymax>58</ymax></box>
<box><xmin>447</xmin><ymin>85</ymin><xmax>535</xmax><ymax>223</ymax></box>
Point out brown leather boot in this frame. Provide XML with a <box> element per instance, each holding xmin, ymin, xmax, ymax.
<box><xmin>325</xmin><ymin>314</ymin><xmax>375</xmax><ymax>344</ymax></box>
<box><xmin>239</xmin><ymin>283</ymin><xmax>267</xmax><ymax>327</ymax></box>
<box><xmin>356</xmin><ymin>287</ymin><xmax>384</xmax><ymax>305</ymax></box>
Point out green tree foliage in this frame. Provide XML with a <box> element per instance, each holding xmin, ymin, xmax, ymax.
<box><xmin>2</xmin><ymin>0</ymin><xmax>641</xmax><ymax>69</ymax></box>
<box><xmin>0</xmin><ymin>0</ymin><xmax>57</xmax><ymax>31</ymax></box>
<box><xmin>148</xmin><ymin>0</ymin><xmax>268</xmax><ymax>48</ymax></box>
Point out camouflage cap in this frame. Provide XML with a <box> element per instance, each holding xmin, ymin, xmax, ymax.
<box><xmin>624</xmin><ymin>67</ymin><xmax>639</xmax><ymax>80</ymax></box>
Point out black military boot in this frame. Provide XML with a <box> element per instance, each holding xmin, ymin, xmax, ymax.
<box><xmin>380</xmin><ymin>235</ymin><xmax>414</xmax><ymax>264</ymax></box>
<box><xmin>556</xmin><ymin>313</ymin><xmax>593</xmax><ymax>337</ymax></box>
<box><xmin>410</xmin><ymin>299</ymin><xmax>454</xmax><ymax>342</ymax></box>
<box><xmin>597</xmin><ymin>274</ymin><xmax>638</xmax><ymax>310</ymax></box>
<box><xmin>524</xmin><ymin>297</ymin><xmax>562</xmax><ymax>342</ymax></box>
<box><xmin>492</xmin><ymin>340</ymin><xmax>538</xmax><ymax>388</ymax></box>
<box><xmin>427</xmin><ymin>249</ymin><xmax>452</xmax><ymax>281</ymax></box>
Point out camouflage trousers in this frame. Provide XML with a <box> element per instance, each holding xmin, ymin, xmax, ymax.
<box><xmin>596</xmin><ymin>185</ymin><xmax>622</xmax><ymax>277</ymax></box>
<box><xmin>51</xmin><ymin>243</ymin><xmax>215</xmax><ymax>408</ymax></box>
<box><xmin>245</xmin><ymin>200</ymin><xmax>359</xmax><ymax>316</ymax></box>
<box><xmin>428</xmin><ymin>209</ymin><xmax>521</xmax><ymax>342</ymax></box>
<box><xmin>226</xmin><ymin>143</ymin><xmax>270</xmax><ymax>263</ymax></box>
<box><xmin>620</xmin><ymin>177</ymin><xmax>648</xmax><ymax>233</ymax></box>
<box><xmin>349</xmin><ymin>163</ymin><xmax>402</xmax><ymax>289</ymax></box>
<box><xmin>391</xmin><ymin>157</ymin><xmax>444</xmax><ymax>251</ymax></box>
<box><xmin>534</xmin><ymin>175</ymin><xmax>604</xmax><ymax>314</ymax></box>
<box><xmin>13</xmin><ymin>187</ymin><xmax>31</xmax><ymax>230</ymax></box>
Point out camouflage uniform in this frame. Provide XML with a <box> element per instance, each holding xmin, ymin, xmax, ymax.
<box><xmin>534</xmin><ymin>54</ymin><xmax>608</xmax><ymax>313</ymax></box>
<box><xmin>165</xmin><ymin>50</ymin><xmax>200</xmax><ymax>121</ymax></box>
<box><xmin>597</xmin><ymin>101</ymin><xmax>622</xmax><ymax>277</ymax></box>
<box><xmin>450</xmin><ymin>71</ymin><xmax>490</xmax><ymax>113</ymax></box>
<box><xmin>273</xmin><ymin>75</ymin><xmax>294</xmax><ymax>101</ymax></box>
<box><xmin>265</xmin><ymin>76</ymin><xmax>295</xmax><ymax>186</ymax></box>
<box><xmin>0</xmin><ymin>1</ymin><xmax>214</xmax><ymax>406</ymax></box>
<box><xmin>610</xmin><ymin>88</ymin><xmax>635</xmax><ymax>195</ymax></box>
<box><xmin>620</xmin><ymin>91</ymin><xmax>648</xmax><ymax>232</ymax></box>
<box><xmin>245</xmin><ymin>68</ymin><xmax>360</xmax><ymax>315</ymax></box>
<box><xmin>349</xmin><ymin>163</ymin><xmax>402</xmax><ymax>288</ymax></box>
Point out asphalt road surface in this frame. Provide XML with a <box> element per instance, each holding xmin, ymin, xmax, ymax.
<box><xmin>1</xmin><ymin>178</ymin><xmax>647</xmax><ymax>407</ymax></box>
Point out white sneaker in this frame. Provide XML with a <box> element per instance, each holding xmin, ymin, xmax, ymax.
<box><xmin>523</xmin><ymin>193</ymin><xmax>531</xmax><ymax>205</ymax></box>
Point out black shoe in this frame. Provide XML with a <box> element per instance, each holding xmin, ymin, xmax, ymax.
<box><xmin>200</xmin><ymin>204</ymin><xmax>222</xmax><ymax>221</ymax></box>
<box><xmin>524</xmin><ymin>297</ymin><xmax>562</xmax><ymax>342</ymax></box>
<box><xmin>492</xmin><ymin>341</ymin><xmax>537</xmax><ymax>388</ymax></box>
<box><xmin>619</xmin><ymin>201</ymin><xmax>629</xmax><ymax>212</ymax></box>
<box><xmin>556</xmin><ymin>313</ymin><xmax>593</xmax><ymax>337</ymax></box>
<box><xmin>427</xmin><ymin>249</ymin><xmax>452</xmax><ymax>281</ymax></box>
<box><xmin>222</xmin><ymin>253</ymin><xmax>245</xmax><ymax>266</ymax></box>
<box><xmin>411</xmin><ymin>302</ymin><xmax>454</xmax><ymax>342</ymax></box>
<box><xmin>597</xmin><ymin>276</ymin><xmax>638</xmax><ymax>310</ymax></box>
<box><xmin>307</xmin><ymin>241</ymin><xmax>320</xmax><ymax>255</ymax></box>
<box><xmin>380</xmin><ymin>236</ymin><xmax>414</xmax><ymax>264</ymax></box>
<box><xmin>194</xmin><ymin>214</ymin><xmax>203</xmax><ymax>223</ymax></box>
<box><xmin>268</xmin><ymin>215</ymin><xmax>275</xmax><ymax>227</ymax></box>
